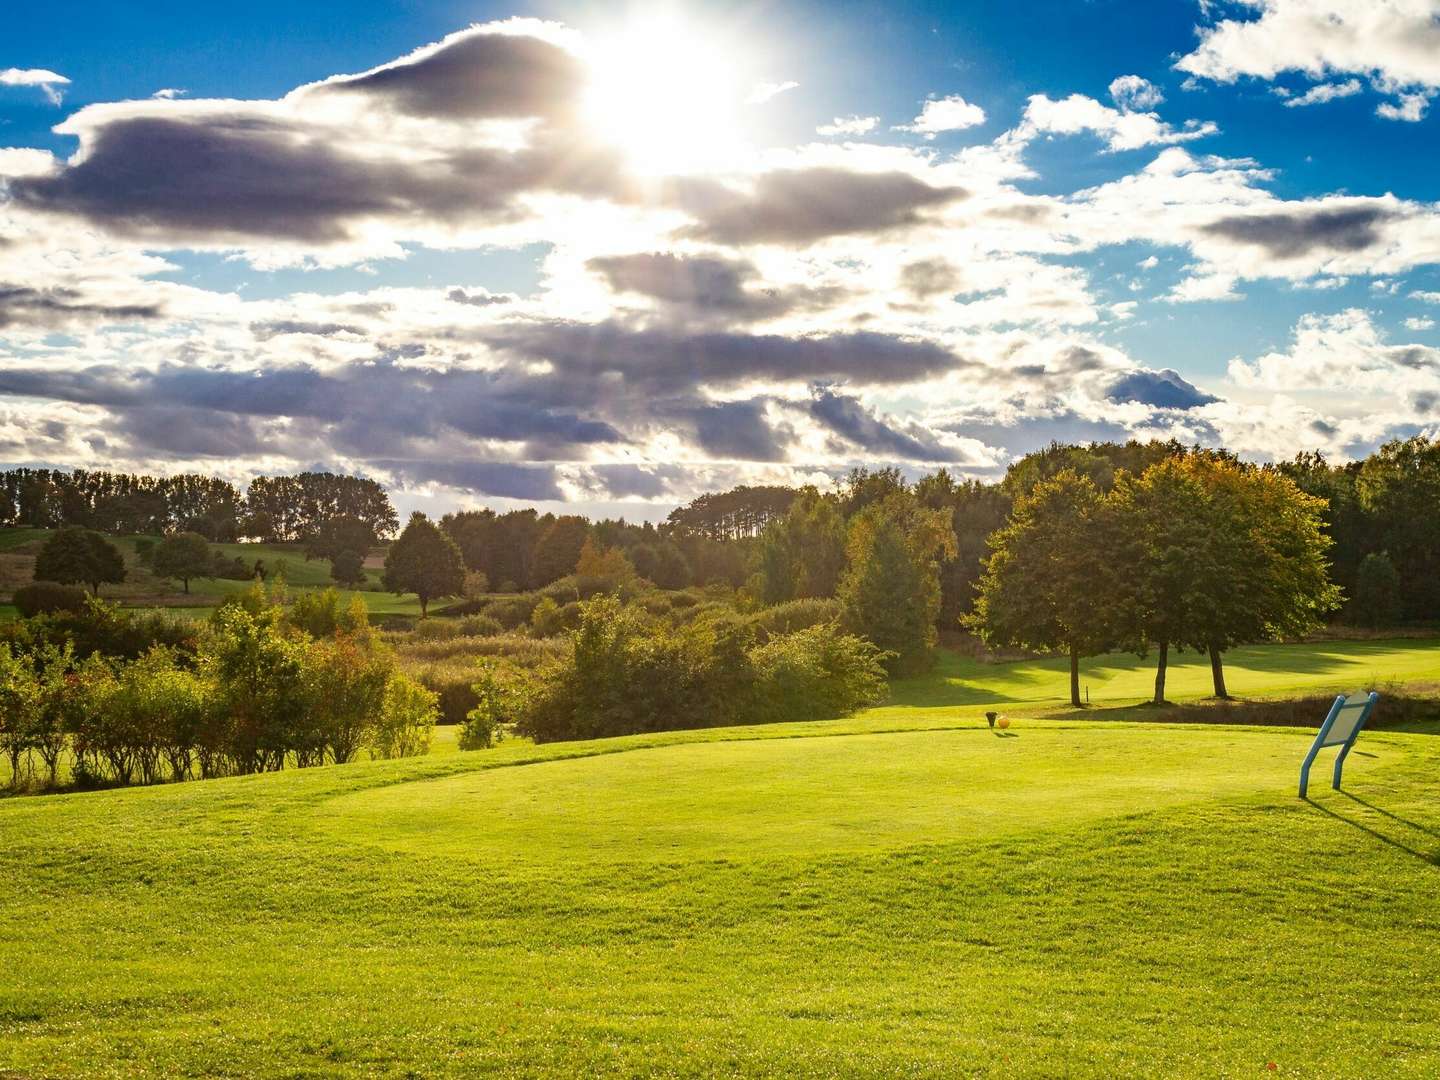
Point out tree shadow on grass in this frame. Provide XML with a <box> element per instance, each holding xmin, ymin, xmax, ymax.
<box><xmin>1303</xmin><ymin>797</ymin><xmax>1440</xmax><ymax>868</ymax></box>
<box><xmin>1338</xmin><ymin>792</ymin><xmax>1440</xmax><ymax>840</ymax></box>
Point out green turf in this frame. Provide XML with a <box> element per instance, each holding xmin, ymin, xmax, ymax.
<box><xmin>3</xmin><ymin>695</ymin><xmax>1439</xmax><ymax>1076</ymax></box>
<box><xmin>891</xmin><ymin>638</ymin><xmax>1440</xmax><ymax>711</ymax></box>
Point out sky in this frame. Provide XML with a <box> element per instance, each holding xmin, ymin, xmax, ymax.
<box><xmin>2</xmin><ymin>0</ymin><xmax>1439</xmax><ymax>521</ymax></box>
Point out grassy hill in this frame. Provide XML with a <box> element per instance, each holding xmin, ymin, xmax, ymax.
<box><xmin>0</xmin><ymin>527</ymin><xmax>425</xmax><ymax>616</ymax></box>
<box><xmin>2</xmin><ymin>649</ymin><xmax>1438</xmax><ymax>1075</ymax></box>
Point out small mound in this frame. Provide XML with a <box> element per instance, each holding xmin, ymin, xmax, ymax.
<box><xmin>315</xmin><ymin>724</ymin><xmax>1346</xmax><ymax>864</ymax></box>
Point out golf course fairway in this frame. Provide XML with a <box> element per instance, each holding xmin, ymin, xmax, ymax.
<box><xmin>3</xmin><ymin>715</ymin><xmax>1438</xmax><ymax>1077</ymax></box>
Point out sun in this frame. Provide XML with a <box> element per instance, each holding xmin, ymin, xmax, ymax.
<box><xmin>582</xmin><ymin>13</ymin><xmax>750</xmax><ymax>176</ymax></box>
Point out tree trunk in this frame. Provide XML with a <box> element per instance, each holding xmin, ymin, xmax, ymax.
<box><xmin>1069</xmin><ymin>643</ymin><xmax>1082</xmax><ymax>708</ymax></box>
<box><xmin>1209</xmin><ymin>644</ymin><xmax>1228</xmax><ymax>699</ymax></box>
<box><xmin>182</xmin><ymin>578</ymin><xmax>190</xmax><ymax>595</ymax></box>
<box><xmin>1153</xmin><ymin>640</ymin><xmax>1169</xmax><ymax>705</ymax></box>
<box><xmin>419</xmin><ymin>594</ymin><xmax>428</xmax><ymax>619</ymax></box>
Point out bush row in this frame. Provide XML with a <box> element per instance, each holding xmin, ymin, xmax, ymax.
<box><xmin>1</xmin><ymin>588</ymin><xmax>436</xmax><ymax>791</ymax></box>
<box><xmin>460</xmin><ymin>596</ymin><xmax>888</xmax><ymax>746</ymax></box>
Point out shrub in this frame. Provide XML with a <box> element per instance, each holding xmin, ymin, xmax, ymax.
<box><xmin>289</xmin><ymin>588</ymin><xmax>370</xmax><ymax>639</ymax></box>
<box><xmin>458</xmin><ymin>614</ymin><xmax>503</xmax><ymax>637</ymax></box>
<box><xmin>515</xmin><ymin>597</ymin><xmax>890</xmax><ymax>744</ymax></box>
<box><xmin>0</xmin><ymin>643</ymin><xmax>40</xmax><ymax>787</ymax></box>
<box><xmin>13</xmin><ymin>581</ymin><xmax>89</xmax><ymax>618</ymax></box>
<box><xmin>370</xmin><ymin>673</ymin><xmax>437</xmax><ymax>759</ymax></box>
<box><xmin>749</xmin><ymin>598</ymin><xmax>843</xmax><ymax>642</ymax></box>
<box><xmin>750</xmin><ymin>624</ymin><xmax>889</xmax><ymax>725</ymax></box>
<box><xmin>530</xmin><ymin>596</ymin><xmax>564</xmax><ymax>637</ymax></box>
<box><xmin>459</xmin><ymin>660</ymin><xmax>524</xmax><ymax>750</ymax></box>
<box><xmin>413</xmin><ymin>618</ymin><xmax>460</xmax><ymax>642</ymax></box>
<box><xmin>484</xmin><ymin>595</ymin><xmax>538</xmax><ymax>630</ymax></box>
<box><xmin>302</xmin><ymin>634</ymin><xmax>392</xmax><ymax>765</ymax></box>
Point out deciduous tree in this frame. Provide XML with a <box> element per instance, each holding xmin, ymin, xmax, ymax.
<box><xmin>970</xmin><ymin>471</ymin><xmax>1131</xmax><ymax>707</ymax></box>
<box><xmin>34</xmin><ymin>527</ymin><xmax>127</xmax><ymax>596</ymax></box>
<box><xmin>382</xmin><ymin>512</ymin><xmax>465</xmax><ymax>618</ymax></box>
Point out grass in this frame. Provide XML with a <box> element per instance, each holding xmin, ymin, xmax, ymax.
<box><xmin>0</xmin><ymin>526</ymin><xmax>426</xmax><ymax>617</ymax></box>
<box><xmin>891</xmin><ymin>638</ymin><xmax>1440</xmax><ymax>711</ymax></box>
<box><xmin>2</xmin><ymin>642</ymin><xmax>1439</xmax><ymax>1075</ymax></box>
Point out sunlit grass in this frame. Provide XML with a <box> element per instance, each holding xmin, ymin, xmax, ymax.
<box><xmin>2</xmin><ymin>669</ymin><xmax>1439</xmax><ymax>1075</ymax></box>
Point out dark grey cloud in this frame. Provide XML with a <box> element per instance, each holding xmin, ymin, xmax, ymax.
<box><xmin>1106</xmin><ymin>368</ymin><xmax>1217</xmax><ymax>409</ymax></box>
<box><xmin>1199</xmin><ymin>205</ymin><xmax>1399</xmax><ymax>258</ymax></box>
<box><xmin>677</xmin><ymin>168</ymin><xmax>966</xmax><ymax>245</ymax></box>
<box><xmin>250</xmin><ymin>319</ymin><xmax>362</xmax><ymax>339</ymax></box>
<box><xmin>0</xmin><ymin>358</ymin><xmax>624</xmax><ymax>463</ymax></box>
<box><xmin>586</xmin><ymin>464</ymin><xmax>687</xmax><ymax>500</ymax></box>
<box><xmin>0</xmin><ymin>283</ymin><xmax>162</xmax><ymax>329</ymax></box>
<box><xmin>899</xmin><ymin>258</ymin><xmax>962</xmax><ymax>299</ymax></box>
<box><xmin>688</xmin><ymin>399</ymin><xmax>789</xmax><ymax>461</ymax></box>
<box><xmin>375</xmin><ymin>458</ymin><xmax>564</xmax><ymax>501</ymax></box>
<box><xmin>10</xmin><ymin>114</ymin><xmax>557</xmax><ymax>242</ymax></box>
<box><xmin>807</xmin><ymin>386</ymin><xmax>964</xmax><ymax>462</ymax></box>
<box><xmin>316</xmin><ymin>28</ymin><xmax>585</xmax><ymax>119</ymax></box>
<box><xmin>479</xmin><ymin>319</ymin><xmax>968</xmax><ymax>390</ymax></box>
<box><xmin>447</xmin><ymin>288</ymin><xmax>514</xmax><ymax>307</ymax></box>
<box><xmin>587</xmin><ymin>252</ymin><xmax>844</xmax><ymax>321</ymax></box>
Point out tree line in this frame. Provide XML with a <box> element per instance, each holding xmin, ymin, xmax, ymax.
<box><xmin>0</xmin><ymin>468</ymin><xmax>398</xmax><ymax>544</ymax></box>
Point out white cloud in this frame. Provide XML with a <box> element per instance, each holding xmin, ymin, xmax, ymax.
<box><xmin>0</xmin><ymin>66</ymin><xmax>70</xmax><ymax>105</ymax></box>
<box><xmin>1280</xmin><ymin>78</ymin><xmax>1363</xmax><ymax>107</ymax></box>
<box><xmin>1018</xmin><ymin>93</ymin><xmax>1218</xmax><ymax>152</ymax></box>
<box><xmin>746</xmin><ymin>80</ymin><xmax>798</xmax><ymax>104</ymax></box>
<box><xmin>1109</xmin><ymin>75</ymin><xmax>1164</xmax><ymax>111</ymax></box>
<box><xmin>816</xmin><ymin>114</ymin><xmax>878</xmax><ymax>136</ymax></box>
<box><xmin>1176</xmin><ymin>0</ymin><xmax>1440</xmax><ymax>122</ymax></box>
<box><xmin>1412</xmin><ymin>290</ymin><xmax>1440</xmax><ymax>304</ymax></box>
<box><xmin>151</xmin><ymin>88</ymin><xmax>187</xmax><ymax>100</ymax></box>
<box><xmin>1405</xmin><ymin>316</ymin><xmax>1436</xmax><ymax>330</ymax></box>
<box><xmin>1376</xmin><ymin>90</ymin><xmax>1431</xmax><ymax>121</ymax></box>
<box><xmin>1138</xmin><ymin>255</ymin><xmax>1159</xmax><ymax>269</ymax></box>
<box><xmin>895</xmin><ymin>94</ymin><xmax>986</xmax><ymax>137</ymax></box>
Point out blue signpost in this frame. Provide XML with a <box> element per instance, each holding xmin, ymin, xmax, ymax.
<box><xmin>1298</xmin><ymin>690</ymin><xmax>1379</xmax><ymax>798</ymax></box>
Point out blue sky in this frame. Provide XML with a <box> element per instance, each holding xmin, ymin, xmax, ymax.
<box><xmin>2</xmin><ymin>1</ymin><xmax>1438</xmax><ymax>518</ymax></box>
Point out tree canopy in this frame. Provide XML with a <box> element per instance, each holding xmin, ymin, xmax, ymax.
<box><xmin>34</xmin><ymin>528</ymin><xmax>127</xmax><ymax>597</ymax></box>
<box><xmin>382</xmin><ymin>513</ymin><xmax>465</xmax><ymax>617</ymax></box>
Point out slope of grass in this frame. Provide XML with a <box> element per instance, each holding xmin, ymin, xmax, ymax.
<box><xmin>3</xmin><ymin>702</ymin><xmax>1439</xmax><ymax>1077</ymax></box>
<box><xmin>0</xmin><ymin>527</ymin><xmax>425</xmax><ymax>616</ymax></box>
<box><xmin>890</xmin><ymin>638</ymin><xmax>1440</xmax><ymax>711</ymax></box>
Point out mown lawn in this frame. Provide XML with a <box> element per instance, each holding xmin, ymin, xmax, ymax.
<box><xmin>3</xmin><ymin>686</ymin><xmax>1439</xmax><ymax>1076</ymax></box>
<box><xmin>891</xmin><ymin>637</ymin><xmax>1440</xmax><ymax>712</ymax></box>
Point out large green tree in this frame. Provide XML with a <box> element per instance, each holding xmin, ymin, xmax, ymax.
<box><xmin>530</xmin><ymin>516</ymin><xmax>591</xmax><ymax>589</ymax></box>
<box><xmin>1110</xmin><ymin>460</ymin><xmax>1214</xmax><ymax>705</ymax></box>
<box><xmin>33</xmin><ymin>527</ymin><xmax>127</xmax><ymax>596</ymax></box>
<box><xmin>1356</xmin><ymin>435</ymin><xmax>1440</xmax><ymax>619</ymax></box>
<box><xmin>1183</xmin><ymin>458</ymin><xmax>1339</xmax><ymax>697</ymax></box>
<box><xmin>969</xmin><ymin>471</ymin><xmax>1131</xmax><ymax>708</ymax></box>
<box><xmin>837</xmin><ymin>495</ymin><xmax>955</xmax><ymax>675</ymax></box>
<box><xmin>382</xmin><ymin>512</ymin><xmax>465</xmax><ymax>618</ymax></box>
<box><xmin>152</xmin><ymin>531</ymin><xmax>213</xmax><ymax>594</ymax></box>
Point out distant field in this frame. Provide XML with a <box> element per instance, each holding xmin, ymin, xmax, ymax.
<box><xmin>2</xmin><ymin>706</ymin><xmax>1437</xmax><ymax>1076</ymax></box>
<box><xmin>0</xmin><ymin>526</ymin><xmax>425</xmax><ymax>617</ymax></box>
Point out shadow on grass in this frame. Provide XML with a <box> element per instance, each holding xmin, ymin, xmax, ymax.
<box><xmin>1303</xmin><ymin>797</ymin><xmax>1440</xmax><ymax>868</ymax></box>
<box><xmin>1338</xmin><ymin>792</ymin><xmax>1440</xmax><ymax>840</ymax></box>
